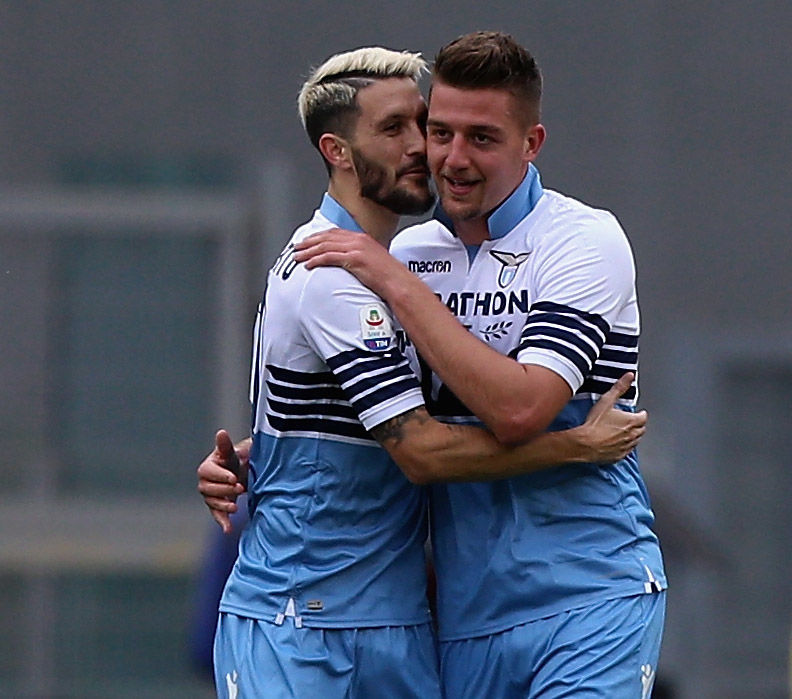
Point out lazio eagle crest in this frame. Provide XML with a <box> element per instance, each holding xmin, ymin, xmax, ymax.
<box><xmin>489</xmin><ymin>249</ymin><xmax>531</xmax><ymax>288</ymax></box>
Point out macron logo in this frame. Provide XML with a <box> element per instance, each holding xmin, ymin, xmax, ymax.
<box><xmin>408</xmin><ymin>259</ymin><xmax>452</xmax><ymax>274</ymax></box>
<box><xmin>640</xmin><ymin>664</ymin><xmax>655</xmax><ymax>699</ymax></box>
<box><xmin>226</xmin><ymin>670</ymin><xmax>239</xmax><ymax>699</ymax></box>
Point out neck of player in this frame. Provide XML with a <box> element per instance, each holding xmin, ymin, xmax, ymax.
<box><xmin>327</xmin><ymin>179</ymin><xmax>400</xmax><ymax>248</ymax></box>
<box><xmin>453</xmin><ymin>217</ymin><xmax>491</xmax><ymax>246</ymax></box>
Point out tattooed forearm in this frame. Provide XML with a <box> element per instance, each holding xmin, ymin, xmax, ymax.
<box><xmin>370</xmin><ymin>407</ymin><xmax>432</xmax><ymax>446</ymax></box>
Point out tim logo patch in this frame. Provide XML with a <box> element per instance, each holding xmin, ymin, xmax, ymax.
<box><xmin>360</xmin><ymin>304</ymin><xmax>392</xmax><ymax>351</ymax></box>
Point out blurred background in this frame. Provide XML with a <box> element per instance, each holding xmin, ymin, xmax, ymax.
<box><xmin>1</xmin><ymin>2</ymin><xmax>790</xmax><ymax>697</ymax></box>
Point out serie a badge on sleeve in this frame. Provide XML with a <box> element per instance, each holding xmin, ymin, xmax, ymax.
<box><xmin>359</xmin><ymin>304</ymin><xmax>393</xmax><ymax>351</ymax></box>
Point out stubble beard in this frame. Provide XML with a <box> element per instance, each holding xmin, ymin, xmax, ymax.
<box><xmin>353</xmin><ymin>150</ymin><xmax>435</xmax><ymax>216</ymax></box>
<box><xmin>437</xmin><ymin>175</ymin><xmax>484</xmax><ymax>222</ymax></box>
<box><xmin>441</xmin><ymin>198</ymin><xmax>482</xmax><ymax>222</ymax></box>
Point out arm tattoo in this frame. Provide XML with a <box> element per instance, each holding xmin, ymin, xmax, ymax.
<box><xmin>370</xmin><ymin>407</ymin><xmax>431</xmax><ymax>446</ymax></box>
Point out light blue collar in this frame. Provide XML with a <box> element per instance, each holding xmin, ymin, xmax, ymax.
<box><xmin>319</xmin><ymin>193</ymin><xmax>364</xmax><ymax>232</ymax></box>
<box><xmin>486</xmin><ymin>163</ymin><xmax>544</xmax><ymax>239</ymax></box>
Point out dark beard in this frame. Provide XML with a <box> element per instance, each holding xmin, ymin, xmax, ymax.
<box><xmin>353</xmin><ymin>151</ymin><xmax>435</xmax><ymax>216</ymax></box>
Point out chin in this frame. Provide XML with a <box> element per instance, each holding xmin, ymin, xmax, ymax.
<box><xmin>404</xmin><ymin>181</ymin><xmax>431</xmax><ymax>198</ymax></box>
<box><xmin>441</xmin><ymin>200</ymin><xmax>479</xmax><ymax>221</ymax></box>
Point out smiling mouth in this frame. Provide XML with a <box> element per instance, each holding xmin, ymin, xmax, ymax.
<box><xmin>443</xmin><ymin>176</ymin><xmax>479</xmax><ymax>193</ymax></box>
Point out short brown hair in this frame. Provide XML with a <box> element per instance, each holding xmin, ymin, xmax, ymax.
<box><xmin>433</xmin><ymin>31</ymin><xmax>542</xmax><ymax>123</ymax></box>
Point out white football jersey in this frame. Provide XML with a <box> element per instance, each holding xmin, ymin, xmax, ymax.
<box><xmin>220</xmin><ymin>194</ymin><xmax>431</xmax><ymax>629</ymax></box>
<box><xmin>391</xmin><ymin>167</ymin><xmax>665</xmax><ymax>641</ymax></box>
<box><xmin>392</xmin><ymin>186</ymin><xmax>640</xmax><ymax>420</ymax></box>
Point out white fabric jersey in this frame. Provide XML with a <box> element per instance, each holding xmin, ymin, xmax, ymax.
<box><xmin>391</xmin><ymin>170</ymin><xmax>666</xmax><ymax>641</ymax></box>
<box><xmin>220</xmin><ymin>194</ymin><xmax>431</xmax><ymax>629</ymax></box>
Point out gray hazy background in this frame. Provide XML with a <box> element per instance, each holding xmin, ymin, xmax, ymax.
<box><xmin>1</xmin><ymin>2</ymin><xmax>790</xmax><ymax>697</ymax></box>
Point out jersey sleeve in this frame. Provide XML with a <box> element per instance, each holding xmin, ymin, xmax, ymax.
<box><xmin>514</xmin><ymin>212</ymin><xmax>637</xmax><ymax>392</ymax></box>
<box><xmin>298</xmin><ymin>266</ymin><xmax>424</xmax><ymax>431</ymax></box>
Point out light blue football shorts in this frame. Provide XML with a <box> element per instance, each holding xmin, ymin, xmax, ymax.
<box><xmin>439</xmin><ymin>591</ymin><xmax>666</xmax><ymax>698</ymax></box>
<box><xmin>214</xmin><ymin>612</ymin><xmax>440</xmax><ymax>698</ymax></box>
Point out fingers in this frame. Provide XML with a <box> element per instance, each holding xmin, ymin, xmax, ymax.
<box><xmin>621</xmin><ymin>414</ymin><xmax>647</xmax><ymax>443</ymax></box>
<box><xmin>201</xmin><ymin>488</ymin><xmax>240</xmax><ymax>535</ymax></box>
<box><xmin>198</xmin><ymin>457</ymin><xmax>239</xmax><ymax>486</ymax></box>
<box><xmin>293</xmin><ymin>228</ymin><xmax>348</xmax><ymax>247</ymax></box>
<box><xmin>620</xmin><ymin>411</ymin><xmax>648</xmax><ymax>436</ymax></box>
<box><xmin>301</xmin><ymin>252</ymin><xmax>340</xmax><ymax>270</ymax></box>
<box><xmin>198</xmin><ymin>430</ymin><xmax>245</xmax><ymax>534</ymax></box>
<box><xmin>294</xmin><ymin>242</ymin><xmax>359</xmax><ymax>269</ymax></box>
<box><xmin>293</xmin><ymin>245</ymin><xmax>347</xmax><ymax>270</ymax></box>
<box><xmin>294</xmin><ymin>233</ymin><xmax>327</xmax><ymax>251</ymax></box>
<box><xmin>588</xmin><ymin>403</ymin><xmax>648</xmax><ymax>463</ymax></box>
<box><xmin>619</xmin><ymin>417</ymin><xmax>648</xmax><ymax>455</ymax></box>
<box><xmin>208</xmin><ymin>430</ymin><xmax>243</xmax><ymax>480</ymax></box>
<box><xmin>293</xmin><ymin>228</ymin><xmax>341</xmax><ymax>247</ymax></box>
<box><xmin>586</xmin><ymin>372</ymin><xmax>634</xmax><ymax>419</ymax></box>
<box><xmin>603</xmin><ymin>371</ymin><xmax>634</xmax><ymax>405</ymax></box>
<box><xmin>209</xmin><ymin>508</ymin><xmax>233</xmax><ymax>535</ymax></box>
<box><xmin>203</xmin><ymin>494</ymin><xmax>239</xmax><ymax>511</ymax></box>
<box><xmin>627</xmin><ymin>424</ymin><xmax>646</xmax><ymax>444</ymax></box>
<box><xmin>215</xmin><ymin>429</ymin><xmax>237</xmax><ymax>459</ymax></box>
<box><xmin>610</xmin><ymin>409</ymin><xmax>648</xmax><ymax>430</ymax></box>
<box><xmin>293</xmin><ymin>229</ymin><xmax>347</xmax><ymax>256</ymax></box>
<box><xmin>198</xmin><ymin>480</ymin><xmax>244</xmax><ymax>499</ymax></box>
<box><xmin>632</xmin><ymin>409</ymin><xmax>648</xmax><ymax>427</ymax></box>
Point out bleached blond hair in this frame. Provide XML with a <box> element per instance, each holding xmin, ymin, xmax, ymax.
<box><xmin>297</xmin><ymin>47</ymin><xmax>427</xmax><ymax>163</ymax></box>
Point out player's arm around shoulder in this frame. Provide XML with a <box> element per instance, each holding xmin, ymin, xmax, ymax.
<box><xmin>371</xmin><ymin>373</ymin><xmax>646</xmax><ymax>485</ymax></box>
<box><xmin>294</xmin><ymin>227</ymin><xmax>409</xmax><ymax>300</ymax></box>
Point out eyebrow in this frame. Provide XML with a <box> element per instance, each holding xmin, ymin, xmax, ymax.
<box><xmin>375</xmin><ymin>104</ymin><xmax>427</xmax><ymax>129</ymax></box>
<box><xmin>374</xmin><ymin>111</ymin><xmax>409</xmax><ymax>128</ymax></box>
<box><xmin>427</xmin><ymin>118</ymin><xmax>505</xmax><ymax>136</ymax></box>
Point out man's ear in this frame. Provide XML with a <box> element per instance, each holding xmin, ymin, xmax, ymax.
<box><xmin>524</xmin><ymin>123</ymin><xmax>546</xmax><ymax>163</ymax></box>
<box><xmin>318</xmin><ymin>133</ymin><xmax>353</xmax><ymax>171</ymax></box>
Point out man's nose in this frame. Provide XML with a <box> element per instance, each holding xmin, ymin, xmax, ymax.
<box><xmin>443</xmin><ymin>134</ymin><xmax>469</xmax><ymax>169</ymax></box>
<box><xmin>406</xmin><ymin>123</ymin><xmax>427</xmax><ymax>156</ymax></box>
